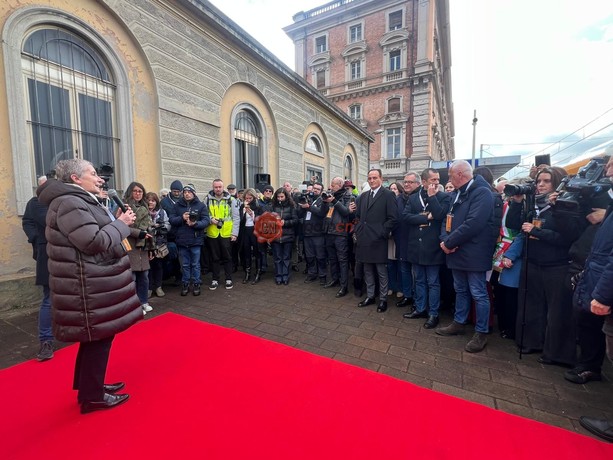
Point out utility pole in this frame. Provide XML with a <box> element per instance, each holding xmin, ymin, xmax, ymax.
<box><xmin>471</xmin><ymin>110</ymin><xmax>478</xmax><ymax>167</ymax></box>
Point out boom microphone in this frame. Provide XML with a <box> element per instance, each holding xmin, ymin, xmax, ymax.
<box><xmin>107</xmin><ymin>189</ymin><xmax>127</xmax><ymax>213</ymax></box>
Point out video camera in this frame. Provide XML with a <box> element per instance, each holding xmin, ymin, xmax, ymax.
<box><xmin>298</xmin><ymin>191</ymin><xmax>315</xmax><ymax>204</ymax></box>
<box><xmin>96</xmin><ymin>163</ymin><xmax>114</xmax><ymax>183</ymax></box>
<box><xmin>555</xmin><ymin>158</ymin><xmax>611</xmax><ymax>216</ymax></box>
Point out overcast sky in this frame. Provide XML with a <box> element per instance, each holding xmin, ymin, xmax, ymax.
<box><xmin>208</xmin><ymin>0</ymin><xmax>613</xmax><ymax>174</ymax></box>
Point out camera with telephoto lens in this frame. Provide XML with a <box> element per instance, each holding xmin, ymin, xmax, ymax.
<box><xmin>298</xmin><ymin>191</ymin><xmax>314</xmax><ymax>204</ymax></box>
<box><xmin>216</xmin><ymin>218</ymin><xmax>224</xmax><ymax>229</ymax></box>
<box><xmin>554</xmin><ymin>158</ymin><xmax>611</xmax><ymax>217</ymax></box>
<box><xmin>188</xmin><ymin>210</ymin><xmax>199</xmax><ymax>222</ymax></box>
<box><xmin>504</xmin><ymin>181</ymin><xmax>536</xmax><ymax>197</ymax></box>
<box><xmin>320</xmin><ymin>190</ymin><xmax>333</xmax><ymax>200</ymax></box>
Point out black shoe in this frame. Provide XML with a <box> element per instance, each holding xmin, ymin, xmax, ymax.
<box><xmin>564</xmin><ymin>368</ymin><xmax>602</xmax><ymax>384</ymax></box>
<box><xmin>324</xmin><ymin>280</ymin><xmax>340</xmax><ymax>289</ymax></box>
<box><xmin>243</xmin><ymin>270</ymin><xmax>251</xmax><ymax>284</ymax></box>
<box><xmin>377</xmin><ymin>300</ymin><xmax>388</xmax><ymax>312</ymax></box>
<box><xmin>335</xmin><ymin>287</ymin><xmax>348</xmax><ymax>298</ymax></box>
<box><xmin>403</xmin><ymin>310</ymin><xmax>428</xmax><ymax>319</ymax></box>
<box><xmin>283</xmin><ymin>280</ymin><xmax>289</xmax><ymax>285</ymax></box>
<box><xmin>193</xmin><ymin>284</ymin><xmax>201</xmax><ymax>296</ymax></box>
<box><xmin>291</xmin><ymin>264</ymin><xmax>300</xmax><ymax>272</ymax></box>
<box><xmin>517</xmin><ymin>346</ymin><xmax>542</xmax><ymax>355</ymax></box>
<box><xmin>396</xmin><ymin>297</ymin><xmax>414</xmax><ymax>308</ymax></box>
<box><xmin>80</xmin><ymin>393</ymin><xmax>129</xmax><ymax>414</ymax></box>
<box><xmin>103</xmin><ymin>382</ymin><xmax>125</xmax><ymax>393</ymax></box>
<box><xmin>304</xmin><ymin>276</ymin><xmax>317</xmax><ymax>284</ymax></box>
<box><xmin>358</xmin><ymin>297</ymin><xmax>376</xmax><ymax>307</ymax></box>
<box><xmin>423</xmin><ymin>315</ymin><xmax>439</xmax><ymax>329</ymax></box>
<box><xmin>180</xmin><ymin>284</ymin><xmax>189</xmax><ymax>296</ymax></box>
<box><xmin>537</xmin><ymin>356</ymin><xmax>573</xmax><ymax>368</ymax></box>
<box><xmin>252</xmin><ymin>270</ymin><xmax>262</xmax><ymax>284</ymax></box>
<box><xmin>579</xmin><ymin>416</ymin><xmax>613</xmax><ymax>442</ymax></box>
<box><xmin>275</xmin><ymin>280</ymin><xmax>282</xmax><ymax>285</ymax></box>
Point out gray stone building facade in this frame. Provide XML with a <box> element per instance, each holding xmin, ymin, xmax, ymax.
<box><xmin>0</xmin><ymin>0</ymin><xmax>372</xmax><ymax>307</ymax></box>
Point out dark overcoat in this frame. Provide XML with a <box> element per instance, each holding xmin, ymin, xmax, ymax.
<box><xmin>38</xmin><ymin>179</ymin><xmax>142</xmax><ymax>343</ymax></box>
<box><xmin>354</xmin><ymin>187</ymin><xmax>398</xmax><ymax>264</ymax></box>
<box><xmin>403</xmin><ymin>188</ymin><xmax>450</xmax><ymax>266</ymax></box>
<box><xmin>22</xmin><ymin>196</ymin><xmax>50</xmax><ymax>286</ymax></box>
<box><xmin>440</xmin><ymin>175</ymin><xmax>495</xmax><ymax>271</ymax></box>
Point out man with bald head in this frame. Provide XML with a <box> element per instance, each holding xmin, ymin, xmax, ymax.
<box><xmin>436</xmin><ymin>160</ymin><xmax>495</xmax><ymax>353</ymax></box>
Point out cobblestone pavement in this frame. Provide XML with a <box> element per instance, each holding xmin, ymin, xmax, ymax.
<box><xmin>2</xmin><ymin>273</ymin><xmax>612</xmax><ymax>440</ymax></box>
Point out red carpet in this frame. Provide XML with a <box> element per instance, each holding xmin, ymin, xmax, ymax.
<box><xmin>1</xmin><ymin>312</ymin><xmax>610</xmax><ymax>459</ymax></box>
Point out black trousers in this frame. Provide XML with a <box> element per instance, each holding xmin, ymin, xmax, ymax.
<box><xmin>574</xmin><ymin>308</ymin><xmax>606</xmax><ymax>372</ymax></box>
<box><xmin>303</xmin><ymin>235</ymin><xmax>327</xmax><ymax>279</ymax></box>
<box><xmin>73</xmin><ymin>335</ymin><xmax>115</xmax><ymax>403</ymax></box>
<box><xmin>241</xmin><ymin>226</ymin><xmax>258</xmax><ymax>270</ymax></box>
<box><xmin>207</xmin><ymin>236</ymin><xmax>233</xmax><ymax>281</ymax></box>
<box><xmin>517</xmin><ymin>262</ymin><xmax>576</xmax><ymax>365</ymax></box>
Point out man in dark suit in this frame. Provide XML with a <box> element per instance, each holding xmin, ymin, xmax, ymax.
<box><xmin>402</xmin><ymin>168</ymin><xmax>450</xmax><ymax>328</ymax></box>
<box><xmin>354</xmin><ymin>169</ymin><xmax>398</xmax><ymax>312</ymax></box>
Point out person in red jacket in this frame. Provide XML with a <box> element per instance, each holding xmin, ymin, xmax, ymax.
<box><xmin>38</xmin><ymin>159</ymin><xmax>142</xmax><ymax>414</ymax></box>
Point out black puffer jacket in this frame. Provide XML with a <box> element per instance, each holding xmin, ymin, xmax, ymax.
<box><xmin>270</xmin><ymin>201</ymin><xmax>298</xmax><ymax>243</ymax></box>
<box><xmin>38</xmin><ymin>179</ymin><xmax>142</xmax><ymax>343</ymax></box>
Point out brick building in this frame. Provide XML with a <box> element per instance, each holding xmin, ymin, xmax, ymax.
<box><xmin>284</xmin><ymin>0</ymin><xmax>454</xmax><ymax>182</ymax></box>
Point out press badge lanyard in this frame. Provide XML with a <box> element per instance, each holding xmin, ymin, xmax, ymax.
<box><xmin>534</xmin><ymin>203</ymin><xmax>550</xmax><ymax>218</ymax></box>
<box><xmin>446</xmin><ymin>179</ymin><xmax>473</xmax><ymax>232</ymax></box>
<box><xmin>418</xmin><ymin>191</ymin><xmax>429</xmax><ymax>211</ymax></box>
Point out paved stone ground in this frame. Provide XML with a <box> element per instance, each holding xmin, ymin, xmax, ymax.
<box><xmin>2</xmin><ymin>273</ymin><xmax>612</xmax><ymax>441</ymax></box>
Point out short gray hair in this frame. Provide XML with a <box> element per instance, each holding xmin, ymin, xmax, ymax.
<box><xmin>54</xmin><ymin>159</ymin><xmax>93</xmax><ymax>183</ymax></box>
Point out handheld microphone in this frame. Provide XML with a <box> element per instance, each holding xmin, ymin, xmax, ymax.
<box><xmin>107</xmin><ymin>189</ymin><xmax>127</xmax><ymax>213</ymax></box>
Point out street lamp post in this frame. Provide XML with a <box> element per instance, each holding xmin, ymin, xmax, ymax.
<box><xmin>471</xmin><ymin>109</ymin><xmax>478</xmax><ymax>167</ymax></box>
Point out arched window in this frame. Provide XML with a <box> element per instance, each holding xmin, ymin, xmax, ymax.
<box><xmin>306</xmin><ymin>135</ymin><xmax>323</xmax><ymax>154</ymax></box>
<box><xmin>344</xmin><ymin>155</ymin><xmax>353</xmax><ymax>180</ymax></box>
<box><xmin>234</xmin><ymin>110</ymin><xmax>262</xmax><ymax>190</ymax></box>
<box><xmin>22</xmin><ymin>27</ymin><xmax>118</xmax><ymax>186</ymax></box>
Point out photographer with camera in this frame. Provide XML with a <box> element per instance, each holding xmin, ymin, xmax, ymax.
<box><xmin>321</xmin><ymin>177</ymin><xmax>356</xmax><ymax>298</ymax></box>
<box><xmin>169</xmin><ymin>184</ymin><xmax>210</xmax><ymax>296</ymax></box>
<box><xmin>204</xmin><ymin>179</ymin><xmax>240</xmax><ymax>291</ymax></box>
<box><xmin>507</xmin><ymin>168</ymin><xmax>581</xmax><ymax>366</ymax></box>
<box><xmin>145</xmin><ymin>192</ymin><xmax>171</xmax><ymax>298</ymax></box>
<box><xmin>298</xmin><ymin>182</ymin><xmax>328</xmax><ymax>285</ymax></box>
<box><xmin>238</xmin><ymin>188</ymin><xmax>264</xmax><ymax>284</ymax></box>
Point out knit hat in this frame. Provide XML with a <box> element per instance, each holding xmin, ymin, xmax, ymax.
<box><xmin>170</xmin><ymin>180</ymin><xmax>183</xmax><ymax>191</ymax></box>
<box><xmin>263</xmin><ymin>185</ymin><xmax>274</xmax><ymax>193</ymax></box>
<box><xmin>183</xmin><ymin>184</ymin><xmax>197</xmax><ymax>194</ymax></box>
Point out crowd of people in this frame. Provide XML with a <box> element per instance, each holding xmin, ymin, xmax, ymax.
<box><xmin>21</xmin><ymin>157</ymin><xmax>613</xmax><ymax>430</ymax></box>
